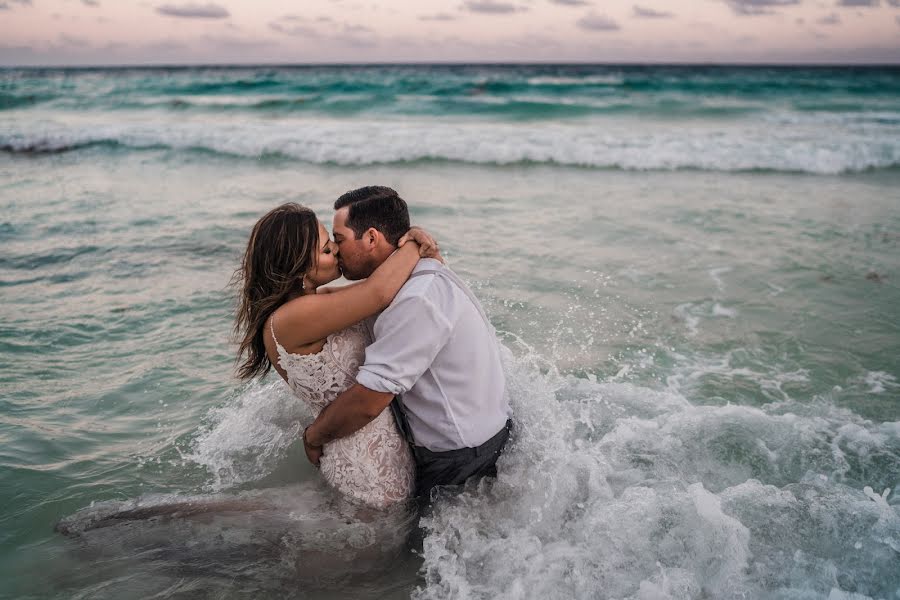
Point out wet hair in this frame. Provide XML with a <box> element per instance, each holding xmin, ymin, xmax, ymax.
<box><xmin>233</xmin><ymin>203</ymin><xmax>319</xmax><ymax>380</ymax></box>
<box><xmin>333</xmin><ymin>186</ymin><xmax>410</xmax><ymax>247</ymax></box>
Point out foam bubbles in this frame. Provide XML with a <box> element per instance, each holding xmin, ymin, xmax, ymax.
<box><xmin>672</xmin><ymin>301</ymin><xmax>738</xmax><ymax>336</ymax></box>
<box><xmin>413</xmin><ymin>345</ymin><xmax>900</xmax><ymax>599</ymax></box>
<box><xmin>861</xmin><ymin>371</ymin><xmax>899</xmax><ymax>395</ymax></box>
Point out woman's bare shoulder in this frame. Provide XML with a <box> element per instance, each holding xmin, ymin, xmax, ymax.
<box><xmin>270</xmin><ymin>297</ymin><xmax>329</xmax><ymax>354</ymax></box>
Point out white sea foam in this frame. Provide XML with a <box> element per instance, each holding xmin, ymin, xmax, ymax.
<box><xmin>672</xmin><ymin>300</ymin><xmax>738</xmax><ymax>336</ymax></box>
<box><xmin>665</xmin><ymin>347</ymin><xmax>811</xmax><ymax>404</ymax></box>
<box><xmin>139</xmin><ymin>94</ymin><xmax>307</xmax><ymax>107</ymax></box>
<box><xmin>767</xmin><ymin>281</ymin><xmax>785</xmax><ymax>297</ymax></box>
<box><xmin>708</xmin><ymin>266</ymin><xmax>732</xmax><ymax>293</ymax></box>
<box><xmin>861</xmin><ymin>371</ymin><xmax>899</xmax><ymax>395</ymax></box>
<box><xmin>186</xmin><ymin>379</ymin><xmax>311</xmax><ymax>490</ymax></box>
<box><xmin>526</xmin><ymin>75</ymin><xmax>625</xmax><ymax>86</ymax></box>
<box><xmin>2</xmin><ymin>112</ymin><xmax>898</xmax><ymax>174</ymax></box>
<box><xmin>410</xmin><ymin>344</ymin><xmax>900</xmax><ymax>599</ymax></box>
<box><xmin>712</xmin><ymin>303</ymin><xmax>738</xmax><ymax>318</ymax></box>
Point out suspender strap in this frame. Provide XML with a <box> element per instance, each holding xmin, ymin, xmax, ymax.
<box><xmin>389</xmin><ymin>397</ymin><xmax>416</xmax><ymax>445</ymax></box>
<box><xmin>407</xmin><ymin>268</ymin><xmax>493</xmax><ymax>331</ymax></box>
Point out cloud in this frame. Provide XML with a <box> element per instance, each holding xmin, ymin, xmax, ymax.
<box><xmin>1</xmin><ymin>0</ymin><xmax>31</xmax><ymax>7</ymax></box>
<box><xmin>334</xmin><ymin>35</ymin><xmax>378</xmax><ymax>48</ymax></box>
<box><xmin>202</xmin><ymin>35</ymin><xmax>278</xmax><ymax>51</ymax></box>
<box><xmin>82</xmin><ymin>0</ymin><xmax>99</xmax><ymax>6</ymax></box>
<box><xmin>889</xmin><ymin>0</ymin><xmax>900</xmax><ymax>6</ymax></box>
<box><xmin>549</xmin><ymin>0</ymin><xmax>591</xmax><ymax>6</ymax></box>
<box><xmin>419</xmin><ymin>12</ymin><xmax>458</xmax><ymax>21</ymax></box>
<box><xmin>335</xmin><ymin>22</ymin><xmax>378</xmax><ymax>47</ymax></box>
<box><xmin>60</xmin><ymin>33</ymin><xmax>91</xmax><ymax>47</ymax></box>
<box><xmin>155</xmin><ymin>3</ymin><xmax>229</xmax><ymax>19</ymax></box>
<box><xmin>836</xmin><ymin>0</ymin><xmax>878</xmax><ymax>5</ymax></box>
<box><xmin>577</xmin><ymin>13</ymin><xmax>620</xmax><ymax>30</ymax></box>
<box><xmin>633</xmin><ymin>5</ymin><xmax>674</xmax><ymax>17</ymax></box>
<box><xmin>817</xmin><ymin>12</ymin><xmax>841</xmax><ymax>23</ymax></box>
<box><xmin>724</xmin><ymin>0</ymin><xmax>800</xmax><ymax>15</ymax></box>
<box><xmin>342</xmin><ymin>23</ymin><xmax>373</xmax><ymax>34</ymax></box>
<box><xmin>268</xmin><ymin>15</ymin><xmax>378</xmax><ymax>47</ymax></box>
<box><xmin>461</xmin><ymin>1</ymin><xmax>523</xmax><ymax>14</ymax></box>
<box><xmin>269</xmin><ymin>20</ymin><xmax>319</xmax><ymax>37</ymax></box>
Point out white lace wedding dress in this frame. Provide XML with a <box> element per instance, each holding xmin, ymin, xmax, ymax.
<box><xmin>271</xmin><ymin>320</ymin><xmax>414</xmax><ymax>509</ymax></box>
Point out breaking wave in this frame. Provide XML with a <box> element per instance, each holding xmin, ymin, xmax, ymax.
<box><xmin>2</xmin><ymin>116</ymin><xmax>898</xmax><ymax>174</ymax></box>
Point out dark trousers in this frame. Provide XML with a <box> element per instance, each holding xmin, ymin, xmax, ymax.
<box><xmin>390</xmin><ymin>398</ymin><xmax>511</xmax><ymax>501</ymax></box>
<box><xmin>412</xmin><ymin>420</ymin><xmax>512</xmax><ymax>500</ymax></box>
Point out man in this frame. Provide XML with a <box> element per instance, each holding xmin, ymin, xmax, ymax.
<box><xmin>302</xmin><ymin>185</ymin><xmax>512</xmax><ymax>500</ymax></box>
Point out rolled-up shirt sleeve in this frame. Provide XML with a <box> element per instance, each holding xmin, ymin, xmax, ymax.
<box><xmin>355</xmin><ymin>292</ymin><xmax>454</xmax><ymax>395</ymax></box>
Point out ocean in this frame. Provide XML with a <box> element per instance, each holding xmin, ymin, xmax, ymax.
<box><xmin>0</xmin><ymin>64</ymin><xmax>898</xmax><ymax>599</ymax></box>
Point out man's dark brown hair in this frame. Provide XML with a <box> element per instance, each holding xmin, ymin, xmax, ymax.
<box><xmin>334</xmin><ymin>186</ymin><xmax>410</xmax><ymax>246</ymax></box>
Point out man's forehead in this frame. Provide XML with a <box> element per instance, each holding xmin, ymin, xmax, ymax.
<box><xmin>333</xmin><ymin>207</ymin><xmax>350</xmax><ymax>230</ymax></box>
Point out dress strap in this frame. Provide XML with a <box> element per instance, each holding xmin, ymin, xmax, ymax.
<box><xmin>269</xmin><ymin>313</ymin><xmax>280</xmax><ymax>347</ymax></box>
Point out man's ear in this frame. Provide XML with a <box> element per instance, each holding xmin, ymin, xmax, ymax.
<box><xmin>364</xmin><ymin>227</ymin><xmax>380</xmax><ymax>249</ymax></box>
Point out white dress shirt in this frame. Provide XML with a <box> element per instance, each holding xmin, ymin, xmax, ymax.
<box><xmin>355</xmin><ymin>259</ymin><xmax>510</xmax><ymax>452</ymax></box>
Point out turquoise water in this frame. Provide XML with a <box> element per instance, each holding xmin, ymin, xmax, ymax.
<box><xmin>1</xmin><ymin>65</ymin><xmax>899</xmax><ymax>599</ymax></box>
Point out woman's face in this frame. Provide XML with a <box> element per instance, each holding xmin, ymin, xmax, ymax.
<box><xmin>306</xmin><ymin>221</ymin><xmax>341</xmax><ymax>288</ymax></box>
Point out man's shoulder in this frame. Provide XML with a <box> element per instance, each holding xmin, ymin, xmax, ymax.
<box><xmin>377</xmin><ymin>262</ymin><xmax>462</xmax><ymax>325</ymax></box>
<box><xmin>397</xmin><ymin>259</ymin><xmax>452</xmax><ymax>299</ymax></box>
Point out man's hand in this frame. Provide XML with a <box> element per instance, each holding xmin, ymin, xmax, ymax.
<box><xmin>300</xmin><ymin>385</ymin><xmax>395</xmax><ymax>466</ymax></box>
<box><xmin>303</xmin><ymin>427</ymin><xmax>323</xmax><ymax>466</ymax></box>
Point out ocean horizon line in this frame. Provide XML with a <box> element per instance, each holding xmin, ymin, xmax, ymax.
<box><xmin>3</xmin><ymin>61</ymin><xmax>900</xmax><ymax>70</ymax></box>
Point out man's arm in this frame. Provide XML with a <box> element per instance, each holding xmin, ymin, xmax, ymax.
<box><xmin>303</xmin><ymin>383</ymin><xmax>393</xmax><ymax>465</ymax></box>
<box><xmin>302</xmin><ymin>285</ymin><xmax>455</xmax><ymax>465</ymax></box>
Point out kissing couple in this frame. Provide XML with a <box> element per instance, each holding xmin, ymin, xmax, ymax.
<box><xmin>234</xmin><ymin>185</ymin><xmax>513</xmax><ymax>509</ymax></box>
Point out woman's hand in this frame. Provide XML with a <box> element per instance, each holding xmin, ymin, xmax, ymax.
<box><xmin>398</xmin><ymin>227</ymin><xmax>442</xmax><ymax>261</ymax></box>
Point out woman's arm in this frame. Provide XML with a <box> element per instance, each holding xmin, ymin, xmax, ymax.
<box><xmin>271</xmin><ymin>242</ymin><xmax>422</xmax><ymax>350</ymax></box>
<box><xmin>316</xmin><ymin>281</ymin><xmax>364</xmax><ymax>294</ymax></box>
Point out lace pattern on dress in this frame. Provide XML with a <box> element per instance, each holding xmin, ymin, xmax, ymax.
<box><xmin>270</xmin><ymin>317</ymin><xmax>414</xmax><ymax>509</ymax></box>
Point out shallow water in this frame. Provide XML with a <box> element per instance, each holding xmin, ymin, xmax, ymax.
<box><xmin>1</xmin><ymin>66</ymin><xmax>899</xmax><ymax>599</ymax></box>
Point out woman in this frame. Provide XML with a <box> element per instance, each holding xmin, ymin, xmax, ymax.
<box><xmin>54</xmin><ymin>202</ymin><xmax>433</xmax><ymax>587</ymax></box>
<box><xmin>233</xmin><ymin>202</ymin><xmax>440</xmax><ymax>509</ymax></box>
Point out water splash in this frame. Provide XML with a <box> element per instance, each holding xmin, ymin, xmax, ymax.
<box><xmin>185</xmin><ymin>379</ymin><xmax>311</xmax><ymax>490</ymax></box>
<box><xmin>413</xmin><ymin>343</ymin><xmax>900</xmax><ymax>599</ymax></box>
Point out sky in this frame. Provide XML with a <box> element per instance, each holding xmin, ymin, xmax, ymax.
<box><xmin>1</xmin><ymin>0</ymin><xmax>899</xmax><ymax>65</ymax></box>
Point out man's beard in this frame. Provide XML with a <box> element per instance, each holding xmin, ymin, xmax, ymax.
<box><xmin>338</xmin><ymin>259</ymin><xmax>372</xmax><ymax>281</ymax></box>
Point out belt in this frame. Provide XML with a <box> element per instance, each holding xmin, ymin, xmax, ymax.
<box><xmin>412</xmin><ymin>419</ymin><xmax>512</xmax><ymax>461</ymax></box>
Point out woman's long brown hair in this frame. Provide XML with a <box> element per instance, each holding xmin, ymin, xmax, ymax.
<box><xmin>233</xmin><ymin>203</ymin><xmax>319</xmax><ymax>380</ymax></box>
